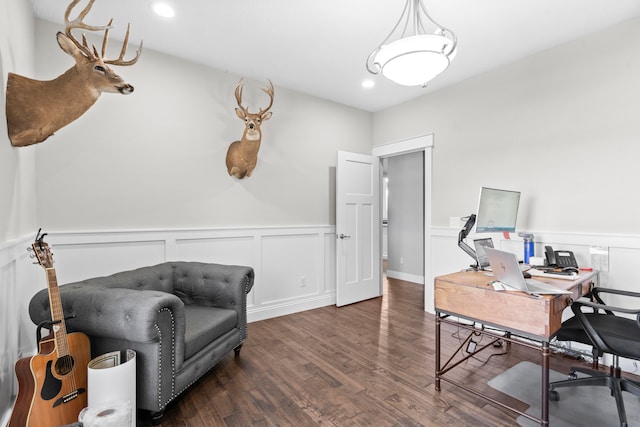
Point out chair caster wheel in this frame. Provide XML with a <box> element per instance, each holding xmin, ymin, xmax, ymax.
<box><xmin>568</xmin><ymin>371</ymin><xmax>577</xmax><ymax>380</ymax></box>
<box><xmin>549</xmin><ymin>390</ymin><xmax>560</xmax><ymax>401</ymax></box>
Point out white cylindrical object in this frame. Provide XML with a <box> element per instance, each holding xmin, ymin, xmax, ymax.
<box><xmin>78</xmin><ymin>400</ymin><xmax>131</xmax><ymax>427</ymax></box>
<box><xmin>87</xmin><ymin>350</ymin><xmax>136</xmax><ymax>427</ymax></box>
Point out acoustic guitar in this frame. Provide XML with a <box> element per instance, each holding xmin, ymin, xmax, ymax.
<box><xmin>9</xmin><ymin>230</ymin><xmax>91</xmax><ymax>427</ymax></box>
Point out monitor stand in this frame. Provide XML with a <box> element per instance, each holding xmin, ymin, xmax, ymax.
<box><xmin>458</xmin><ymin>214</ymin><xmax>479</xmax><ymax>269</ymax></box>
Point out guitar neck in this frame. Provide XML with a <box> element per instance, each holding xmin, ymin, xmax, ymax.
<box><xmin>46</xmin><ymin>267</ymin><xmax>70</xmax><ymax>357</ymax></box>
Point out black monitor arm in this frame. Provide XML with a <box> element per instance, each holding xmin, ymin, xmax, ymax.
<box><xmin>458</xmin><ymin>214</ymin><xmax>478</xmax><ymax>265</ymax></box>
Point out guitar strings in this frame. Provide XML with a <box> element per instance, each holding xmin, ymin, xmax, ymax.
<box><xmin>48</xmin><ymin>267</ymin><xmax>80</xmax><ymax>397</ymax></box>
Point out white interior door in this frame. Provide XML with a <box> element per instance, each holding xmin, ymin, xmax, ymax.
<box><xmin>336</xmin><ymin>151</ymin><xmax>381</xmax><ymax>307</ymax></box>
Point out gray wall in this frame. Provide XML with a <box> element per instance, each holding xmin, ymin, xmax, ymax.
<box><xmin>386</xmin><ymin>152</ymin><xmax>424</xmax><ymax>280</ymax></box>
<box><xmin>32</xmin><ymin>19</ymin><xmax>373</xmax><ymax>231</ymax></box>
<box><xmin>374</xmin><ymin>17</ymin><xmax>640</xmax><ymax>236</ymax></box>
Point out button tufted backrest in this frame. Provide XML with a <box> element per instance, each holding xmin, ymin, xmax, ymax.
<box><xmin>104</xmin><ymin>263</ymin><xmax>175</xmax><ymax>293</ymax></box>
<box><xmin>171</xmin><ymin>262</ymin><xmax>252</xmax><ymax>309</ymax></box>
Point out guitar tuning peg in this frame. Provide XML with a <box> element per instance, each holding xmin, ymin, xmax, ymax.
<box><xmin>27</xmin><ymin>247</ymin><xmax>33</xmax><ymax>252</ymax></box>
<box><xmin>29</xmin><ymin>253</ymin><xmax>36</xmax><ymax>259</ymax></box>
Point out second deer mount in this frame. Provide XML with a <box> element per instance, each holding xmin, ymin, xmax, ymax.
<box><xmin>226</xmin><ymin>79</ymin><xmax>275</xmax><ymax>179</ymax></box>
<box><xmin>5</xmin><ymin>0</ymin><xmax>143</xmax><ymax>147</ymax></box>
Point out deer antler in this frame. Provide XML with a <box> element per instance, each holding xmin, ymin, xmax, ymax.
<box><xmin>234</xmin><ymin>78</ymin><xmax>248</xmax><ymax>115</ymax></box>
<box><xmin>234</xmin><ymin>79</ymin><xmax>275</xmax><ymax>116</ymax></box>
<box><xmin>258</xmin><ymin>80</ymin><xmax>275</xmax><ymax>116</ymax></box>
<box><xmin>64</xmin><ymin>0</ymin><xmax>143</xmax><ymax>65</ymax></box>
<box><xmin>101</xmin><ymin>21</ymin><xmax>143</xmax><ymax>65</ymax></box>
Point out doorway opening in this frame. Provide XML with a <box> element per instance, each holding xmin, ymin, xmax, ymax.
<box><xmin>373</xmin><ymin>134</ymin><xmax>433</xmax><ymax>311</ymax></box>
<box><xmin>381</xmin><ymin>152</ymin><xmax>424</xmax><ymax>284</ymax></box>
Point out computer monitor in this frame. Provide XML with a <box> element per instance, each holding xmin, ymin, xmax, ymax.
<box><xmin>475</xmin><ymin>187</ymin><xmax>521</xmax><ymax>233</ymax></box>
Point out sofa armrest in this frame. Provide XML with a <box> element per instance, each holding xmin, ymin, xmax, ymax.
<box><xmin>29</xmin><ymin>285</ymin><xmax>186</xmax><ymax>361</ymax></box>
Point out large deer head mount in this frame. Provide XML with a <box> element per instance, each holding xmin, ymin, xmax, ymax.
<box><xmin>5</xmin><ymin>0</ymin><xmax>143</xmax><ymax>147</ymax></box>
<box><xmin>226</xmin><ymin>79</ymin><xmax>274</xmax><ymax>179</ymax></box>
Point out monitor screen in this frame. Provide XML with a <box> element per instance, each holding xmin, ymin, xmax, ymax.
<box><xmin>475</xmin><ymin>187</ymin><xmax>521</xmax><ymax>233</ymax></box>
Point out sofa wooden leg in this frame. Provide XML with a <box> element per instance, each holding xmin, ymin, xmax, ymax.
<box><xmin>234</xmin><ymin>344</ymin><xmax>243</xmax><ymax>357</ymax></box>
<box><xmin>150</xmin><ymin>409</ymin><xmax>165</xmax><ymax>425</ymax></box>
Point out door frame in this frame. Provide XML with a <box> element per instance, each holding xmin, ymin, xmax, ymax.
<box><xmin>372</xmin><ymin>134</ymin><xmax>434</xmax><ymax>312</ymax></box>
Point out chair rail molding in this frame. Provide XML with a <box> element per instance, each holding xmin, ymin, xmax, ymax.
<box><xmin>18</xmin><ymin>226</ymin><xmax>338</xmax><ymax>323</ymax></box>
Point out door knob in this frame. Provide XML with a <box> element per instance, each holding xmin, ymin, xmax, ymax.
<box><xmin>339</xmin><ymin>234</ymin><xmax>351</xmax><ymax>239</ymax></box>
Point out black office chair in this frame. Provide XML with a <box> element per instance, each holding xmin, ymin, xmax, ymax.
<box><xmin>549</xmin><ymin>287</ymin><xmax>640</xmax><ymax>427</ymax></box>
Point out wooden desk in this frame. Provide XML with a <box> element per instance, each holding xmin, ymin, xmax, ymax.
<box><xmin>434</xmin><ymin>269</ymin><xmax>598</xmax><ymax>425</ymax></box>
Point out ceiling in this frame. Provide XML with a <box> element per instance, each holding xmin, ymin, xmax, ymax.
<box><xmin>31</xmin><ymin>0</ymin><xmax>640</xmax><ymax>112</ymax></box>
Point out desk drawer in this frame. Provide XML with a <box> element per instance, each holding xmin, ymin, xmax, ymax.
<box><xmin>434</xmin><ymin>279</ymin><xmax>570</xmax><ymax>339</ymax></box>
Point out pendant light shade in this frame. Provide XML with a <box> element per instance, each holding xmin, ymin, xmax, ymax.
<box><xmin>367</xmin><ymin>0</ymin><xmax>457</xmax><ymax>87</ymax></box>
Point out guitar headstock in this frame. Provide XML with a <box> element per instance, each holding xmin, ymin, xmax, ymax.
<box><xmin>30</xmin><ymin>228</ymin><xmax>53</xmax><ymax>269</ymax></box>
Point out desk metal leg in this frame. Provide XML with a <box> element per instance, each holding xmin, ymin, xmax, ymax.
<box><xmin>541</xmin><ymin>341</ymin><xmax>549</xmax><ymax>426</ymax></box>
<box><xmin>435</xmin><ymin>314</ymin><xmax>441</xmax><ymax>391</ymax></box>
<box><xmin>435</xmin><ymin>317</ymin><xmax>552</xmax><ymax>426</ymax></box>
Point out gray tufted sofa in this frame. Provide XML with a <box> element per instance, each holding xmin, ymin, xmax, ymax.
<box><xmin>29</xmin><ymin>261</ymin><xmax>254</xmax><ymax>424</ymax></box>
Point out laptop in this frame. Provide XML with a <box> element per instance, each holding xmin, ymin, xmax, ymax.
<box><xmin>485</xmin><ymin>247</ymin><xmax>571</xmax><ymax>295</ymax></box>
<box><xmin>473</xmin><ymin>238</ymin><xmax>494</xmax><ymax>269</ymax></box>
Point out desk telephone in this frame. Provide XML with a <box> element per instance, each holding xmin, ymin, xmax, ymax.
<box><xmin>545</xmin><ymin>245</ymin><xmax>578</xmax><ymax>269</ymax></box>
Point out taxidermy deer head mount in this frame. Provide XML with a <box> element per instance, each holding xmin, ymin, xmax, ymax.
<box><xmin>226</xmin><ymin>79</ymin><xmax>274</xmax><ymax>179</ymax></box>
<box><xmin>5</xmin><ymin>0</ymin><xmax>143</xmax><ymax>147</ymax></box>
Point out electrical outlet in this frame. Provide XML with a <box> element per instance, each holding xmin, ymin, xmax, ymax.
<box><xmin>300</xmin><ymin>276</ymin><xmax>307</xmax><ymax>287</ymax></box>
<box><xmin>400</xmin><ymin>257</ymin><xmax>404</xmax><ymax>265</ymax></box>
<box><xmin>449</xmin><ymin>217</ymin><xmax>461</xmax><ymax>228</ymax></box>
<box><xmin>590</xmin><ymin>246</ymin><xmax>609</xmax><ymax>272</ymax></box>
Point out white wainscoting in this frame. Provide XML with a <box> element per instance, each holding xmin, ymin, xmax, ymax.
<box><xmin>32</xmin><ymin>226</ymin><xmax>338</xmax><ymax>323</ymax></box>
<box><xmin>1</xmin><ymin>235</ymin><xmax>44</xmax><ymax>424</ymax></box>
<box><xmin>431</xmin><ymin>227</ymin><xmax>640</xmax><ymax>288</ymax></box>
<box><xmin>0</xmin><ymin>226</ymin><xmax>337</xmax><ymax>423</ymax></box>
<box><xmin>4</xmin><ymin>225</ymin><xmax>640</xmax><ymax>422</ymax></box>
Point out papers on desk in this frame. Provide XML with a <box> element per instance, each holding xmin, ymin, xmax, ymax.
<box><xmin>528</xmin><ymin>268</ymin><xmax>579</xmax><ymax>280</ymax></box>
<box><xmin>491</xmin><ymin>281</ymin><xmax>513</xmax><ymax>291</ymax></box>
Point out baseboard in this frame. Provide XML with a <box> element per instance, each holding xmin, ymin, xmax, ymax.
<box><xmin>248</xmin><ymin>293</ymin><xmax>335</xmax><ymax>322</ymax></box>
<box><xmin>386</xmin><ymin>269</ymin><xmax>424</xmax><ymax>284</ymax></box>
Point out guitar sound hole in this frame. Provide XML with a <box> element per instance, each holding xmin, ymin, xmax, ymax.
<box><xmin>55</xmin><ymin>355</ymin><xmax>75</xmax><ymax>376</ymax></box>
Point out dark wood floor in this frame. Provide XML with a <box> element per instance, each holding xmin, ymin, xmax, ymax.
<box><xmin>151</xmin><ymin>277</ymin><xmax>592</xmax><ymax>427</ymax></box>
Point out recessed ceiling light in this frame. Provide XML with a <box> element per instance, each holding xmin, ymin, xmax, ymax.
<box><xmin>151</xmin><ymin>2</ymin><xmax>175</xmax><ymax>18</ymax></box>
<box><xmin>361</xmin><ymin>79</ymin><xmax>375</xmax><ymax>89</ymax></box>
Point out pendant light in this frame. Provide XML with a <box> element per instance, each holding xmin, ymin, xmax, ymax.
<box><xmin>366</xmin><ymin>0</ymin><xmax>457</xmax><ymax>87</ymax></box>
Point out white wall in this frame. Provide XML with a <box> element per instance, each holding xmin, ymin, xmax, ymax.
<box><xmin>0</xmin><ymin>0</ymin><xmax>37</xmax><ymax>243</ymax></box>
<box><xmin>0</xmin><ymin>0</ymin><xmax>38</xmax><ymax>422</ymax></box>
<box><xmin>373</xmin><ymin>17</ymin><xmax>640</xmax><ymax>235</ymax></box>
<box><xmin>4</xmin><ymin>10</ymin><xmax>640</xmax><ymax>423</ymax></box>
<box><xmin>0</xmin><ymin>17</ymin><xmax>373</xmax><ymax>423</ymax></box>
<box><xmin>373</xmin><ymin>18</ymin><xmax>640</xmax><ymax>373</ymax></box>
<box><xmin>33</xmin><ymin>19</ymin><xmax>373</xmax><ymax>231</ymax></box>
<box><xmin>374</xmin><ymin>16</ymin><xmax>640</xmax><ymax>309</ymax></box>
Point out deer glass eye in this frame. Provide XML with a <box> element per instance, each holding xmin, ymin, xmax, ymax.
<box><xmin>94</xmin><ymin>65</ymin><xmax>106</xmax><ymax>73</ymax></box>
